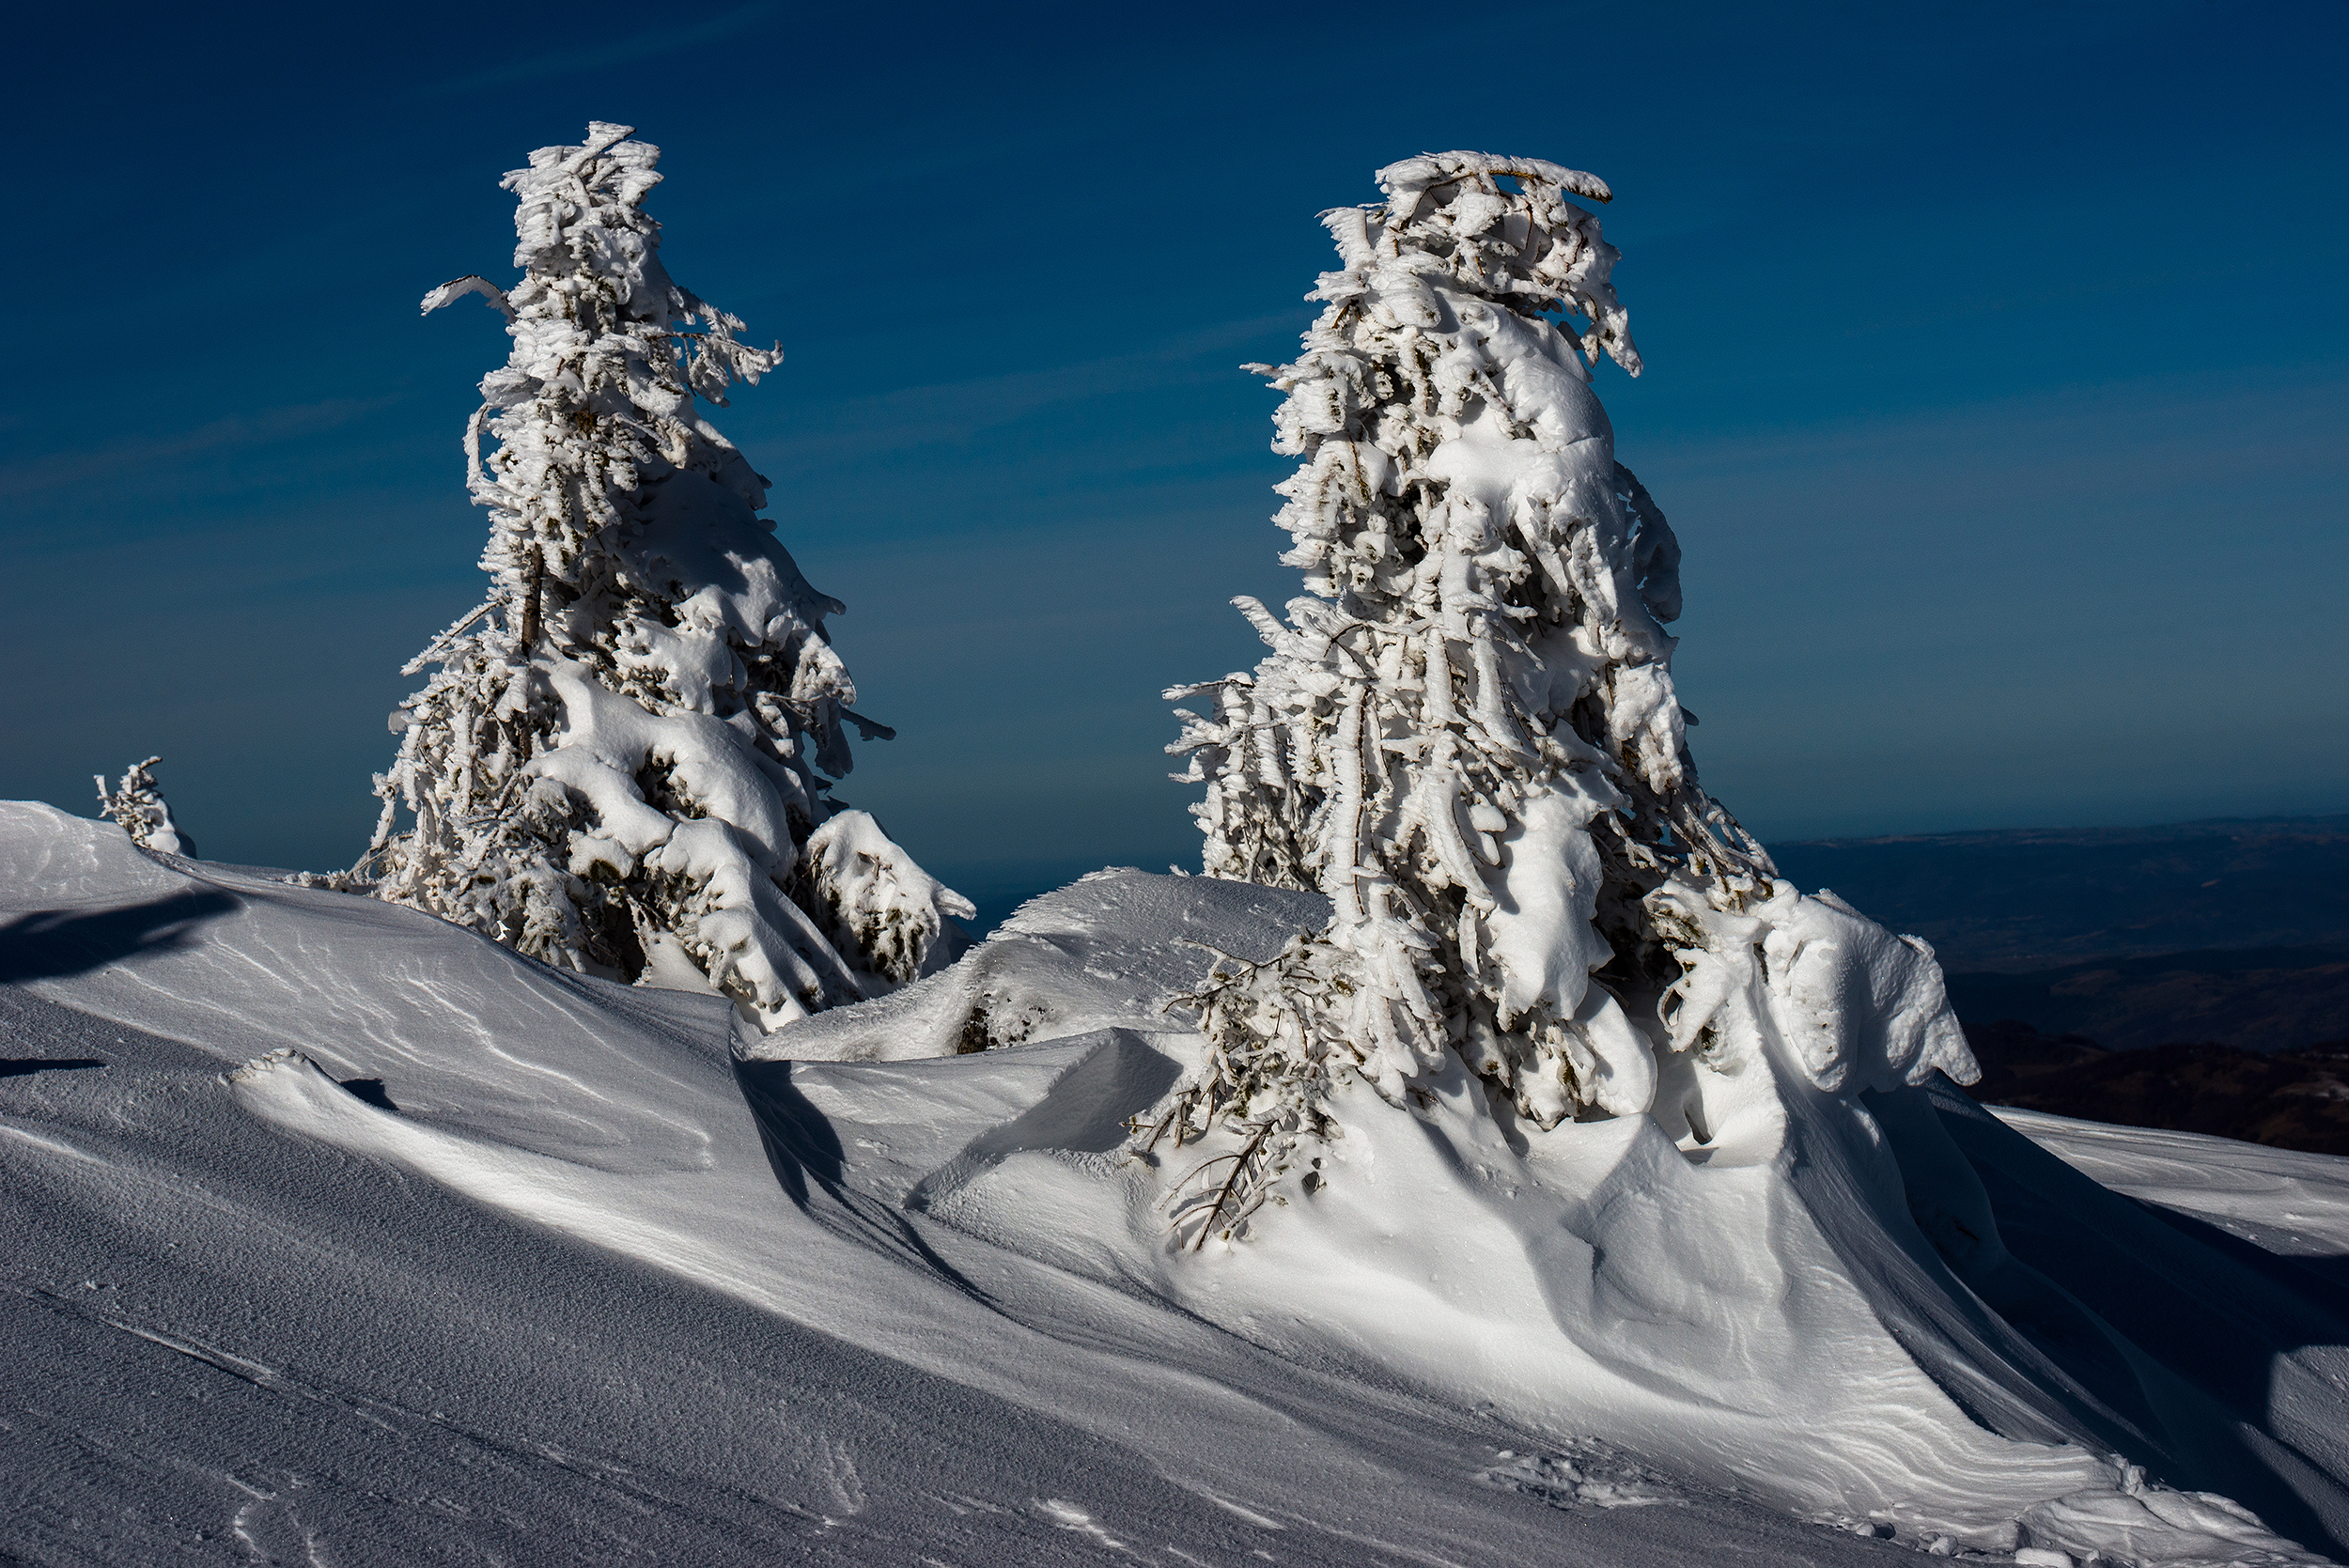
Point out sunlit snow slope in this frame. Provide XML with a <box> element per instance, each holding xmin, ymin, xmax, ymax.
<box><xmin>6</xmin><ymin>800</ymin><xmax>2349</xmax><ymax>1567</ymax></box>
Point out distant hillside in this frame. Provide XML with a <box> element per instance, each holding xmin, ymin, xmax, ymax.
<box><xmin>1943</xmin><ymin>945</ymin><xmax>2349</xmax><ymax>1053</ymax></box>
<box><xmin>1835</xmin><ymin>815</ymin><xmax>2349</xmax><ymax>1153</ymax></box>
<box><xmin>1961</xmin><ymin>1020</ymin><xmax>2349</xmax><ymax>1157</ymax></box>
<box><xmin>1768</xmin><ymin>815</ymin><xmax>2349</xmax><ymax>972</ymax></box>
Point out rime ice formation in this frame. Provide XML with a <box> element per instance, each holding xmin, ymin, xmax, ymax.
<box><xmin>361</xmin><ymin>124</ymin><xmax>968</xmax><ymax>1028</ymax></box>
<box><xmin>94</xmin><ymin>756</ymin><xmax>194</xmax><ymax>859</ymax></box>
<box><xmin>1164</xmin><ymin>151</ymin><xmax>1971</xmax><ymax>1237</ymax></box>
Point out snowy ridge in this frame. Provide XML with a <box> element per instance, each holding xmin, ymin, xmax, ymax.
<box><xmin>9</xmin><ymin>805</ymin><xmax>2348</xmax><ymax>1564</ymax></box>
<box><xmin>785</xmin><ymin>865</ymin><xmax>2342</xmax><ymax>1563</ymax></box>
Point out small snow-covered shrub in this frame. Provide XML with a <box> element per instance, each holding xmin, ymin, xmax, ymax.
<box><xmin>362</xmin><ymin>124</ymin><xmax>968</xmax><ymax>1027</ymax></box>
<box><xmin>96</xmin><ymin>756</ymin><xmax>195</xmax><ymax>858</ymax></box>
<box><xmin>1161</xmin><ymin>153</ymin><xmax>1971</xmax><ymax>1243</ymax></box>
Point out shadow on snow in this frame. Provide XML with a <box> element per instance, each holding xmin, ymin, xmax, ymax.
<box><xmin>0</xmin><ymin>891</ymin><xmax>239</xmax><ymax>985</ymax></box>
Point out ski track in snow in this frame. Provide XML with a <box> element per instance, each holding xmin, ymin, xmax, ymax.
<box><xmin>6</xmin><ymin>803</ymin><xmax>2348</xmax><ymax>1566</ymax></box>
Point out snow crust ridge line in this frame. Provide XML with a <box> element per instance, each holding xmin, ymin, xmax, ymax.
<box><xmin>221</xmin><ymin>1046</ymin><xmax>988</xmax><ymax>1351</ymax></box>
<box><xmin>901</xmin><ymin>1030</ymin><xmax>1183</xmax><ymax>1215</ymax></box>
<box><xmin>1921</xmin><ymin>1080</ymin><xmax>2349</xmax><ymax>1559</ymax></box>
<box><xmin>7</xmin><ymin>1278</ymin><xmax>308</xmax><ymax>1403</ymax></box>
<box><xmin>3</xmin><ymin>1270</ymin><xmax>776</xmax><ymax>1539</ymax></box>
<box><xmin>730</xmin><ymin>1052</ymin><xmax>1007</xmax><ymax>1306</ymax></box>
<box><xmin>210</xmin><ymin>1039</ymin><xmax>1462</xmax><ymax>1536</ymax></box>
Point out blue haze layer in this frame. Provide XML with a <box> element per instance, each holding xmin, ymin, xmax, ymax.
<box><xmin>5</xmin><ymin>1</ymin><xmax>2343</xmax><ymax>911</ymax></box>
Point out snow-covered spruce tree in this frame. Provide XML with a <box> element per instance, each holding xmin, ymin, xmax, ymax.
<box><xmin>1159</xmin><ymin>152</ymin><xmax>1971</xmax><ymax>1244</ymax></box>
<box><xmin>96</xmin><ymin>757</ymin><xmax>196</xmax><ymax>858</ymax></box>
<box><xmin>364</xmin><ymin>123</ymin><xmax>969</xmax><ymax>1028</ymax></box>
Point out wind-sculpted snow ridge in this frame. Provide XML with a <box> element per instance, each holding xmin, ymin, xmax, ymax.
<box><xmin>359</xmin><ymin>123</ymin><xmax>968</xmax><ymax>1029</ymax></box>
<box><xmin>7</xmin><ymin>804</ymin><xmax>2349</xmax><ymax>1564</ymax></box>
<box><xmin>766</xmin><ymin>865</ymin><xmax>2349</xmax><ymax>1565</ymax></box>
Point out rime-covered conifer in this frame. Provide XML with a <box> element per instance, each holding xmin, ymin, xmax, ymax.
<box><xmin>1160</xmin><ymin>153</ymin><xmax>1970</xmax><ymax>1244</ymax></box>
<box><xmin>96</xmin><ymin>757</ymin><xmax>195</xmax><ymax>858</ymax></box>
<box><xmin>365</xmin><ymin>124</ymin><xmax>968</xmax><ymax>1027</ymax></box>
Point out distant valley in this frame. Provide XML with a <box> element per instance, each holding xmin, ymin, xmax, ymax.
<box><xmin>1767</xmin><ymin>815</ymin><xmax>2349</xmax><ymax>973</ymax></box>
<box><xmin>1773</xmin><ymin>815</ymin><xmax>2349</xmax><ymax>1151</ymax></box>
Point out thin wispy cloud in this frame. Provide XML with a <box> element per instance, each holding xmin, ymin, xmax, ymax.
<box><xmin>420</xmin><ymin>4</ymin><xmax>775</xmax><ymax>98</ymax></box>
<box><xmin>0</xmin><ymin>398</ymin><xmax>397</xmax><ymax>507</ymax></box>
<box><xmin>738</xmin><ymin>311</ymin><xmax>1303</xmax><ymax>467</ymax></box>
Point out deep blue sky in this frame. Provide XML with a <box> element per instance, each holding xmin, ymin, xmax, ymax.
<box><xmin>7</xmin><ymin>2</ymin><xmax>2343</xmax><ymax>908</ymax></box>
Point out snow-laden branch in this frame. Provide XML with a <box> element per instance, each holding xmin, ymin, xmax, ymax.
<box><xmin>420</xmin><ymin>275</ymin><xmax>515</xmax><ymax>321</ymax></box>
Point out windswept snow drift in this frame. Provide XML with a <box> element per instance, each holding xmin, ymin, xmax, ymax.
<box><xmin>7</xmin><ymin>802</ymin><xmax>2349</xmax><ymax>1566</ymax></box>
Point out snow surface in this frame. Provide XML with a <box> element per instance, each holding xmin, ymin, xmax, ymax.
<box><xmin>8</xmin><ymin>801</ymin><xmax>2349</xmax><ymax>1565</ymax></box>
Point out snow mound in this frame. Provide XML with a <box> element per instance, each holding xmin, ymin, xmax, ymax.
<box><xmin>8</xmin><ymin>803</ymin><xmax>2349</xmax><ymax>1566</ymax></box>
<box><xmin>1</xmin><ymin>800</ymin><xmax>735</xmax><ymax>1172</ymax></box>
<box><xmin>761</xmin><ymin>867</ymin><xmax>1326</xmax><ymax>1063</ymax></box>
<box><xmin>783</xmin><ymin>868</ymin><xmax>2349</xmax><ymax>1563</ymax></box>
